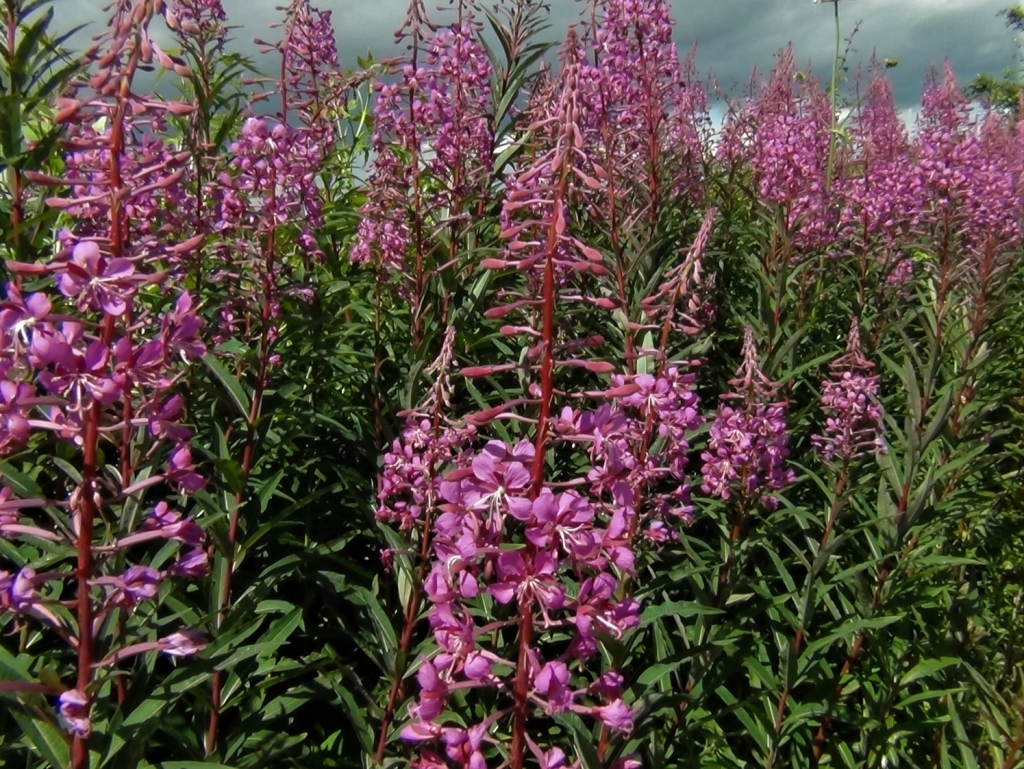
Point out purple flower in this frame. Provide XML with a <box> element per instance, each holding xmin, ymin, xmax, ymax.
<box><xmin>0</xmin><ymin>286</ymin><xmax>52</xmax><ymax>351</ymax></box>
<box><xmin>38</xmin><ymin>338</ymin><xmax>120</xmax><ymax>407</ymax></box>
<box><xmin>700</xmin><ymin>328</ymin><xmax>795</xmax><ymax>506</ymax></box>
<box><xmin>401</xmin><ymin>721</ymin><xmax>442</xmax><ymax>742</ymax></box>
<box><xmin>531</xmin><ymin>745</ymin><xmax>569</xmax><ymax>769</ymax></box>
<box><xmin>159</xmin><ymin>629</ymin><xmax>207</xmax><ymax>657</ymax></box>
<box><xmin>535</xmin><ymin>660</ymin><xmax>575</xmax><ymax>712</ymax></box>
<box><xmin>167</xmin><ymin>445</ymin><xmax>204</xmax><ymax>493</ymax></box>
<box><xmin>8</xmin><ymin>566</ymin><xmax>63</xmax><ymax>630</ymax></box>
<box><xmin>57</xmin><ymin>241</ymin><xmax>138</xmax><ymax>316</ymax></box>
<box><xmin>161</xmin><ymin>292</ymin><xmax>206</xmax><ymax>361</ymax></box>
<box><xmin>442</xmin><ymin>723</ymin><xmax>488</xmax><ymax>769</ymax></box>
<box><xmin>411</xmin><ymin>658</ymin><xmax>449</xmax><ymax>722</ymax></box>
<box><xmin>168</xmin><ymin>548</ymin><xmax>211</xmax><ymax>578</ymax></box>
<box><xmin>110</xmin><ymin>565</ymin><xmax>161</xmax><ymax>609</ymax></box>
<box><xmin>522</xmin><ymin>489</ymin><xmax>599</xmax><ymax>562</ymax></box>
<box><xmin>58</xmin><ymin>689</ymin><xmax>91</xmax><ymax>737</ymax></box>
<box><xmin>489</xmin><ymin>550</ymin><xmax>564</xmax><ymax>611</ymax></box>
<box><xmin>463</xmin><ymin>444</ymin><xmax>532</xmax><ymax>514</ymax></box>
<box><xmin>168</xmin><ymin>0</ymin><xmax>227</xmax><ymax>36</ymax></box>
<box><xmin>594</xmin><ymin>699</ymin><xmax>633</xmax><ymax>733</ymax></box>
<box><xmin>352</xmin><ymin>18</ymin><xmax>493</xmax><ymax>277</ymax></box>
<box><xmin>0</xmin><ymin>379</ymin><xmax>33</xmax><ymax>454</ymax></box>
<box><xmin>813</xmin><ymin>320</ymin><xmax>886</xmax><ymax>463</ymax></box>
<box><xmin>143</xmin><ymin>501</ymin><xmax>205</xmax><ymax>545</ymax></box>
<box><xmin>462</xmin><ymin>650</ymin><xmax>492</xmax><ymax>680</ymax></box>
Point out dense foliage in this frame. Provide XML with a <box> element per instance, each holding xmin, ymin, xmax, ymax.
<box><xmin>966</xmin><ymin>4</ymin><xmax>1024</xmax><ymax>113</ymax></box>
<box><xmin>1</xmin><ymin>1</ymin><xmax>1023</xmax><ymax>768</ymax></box>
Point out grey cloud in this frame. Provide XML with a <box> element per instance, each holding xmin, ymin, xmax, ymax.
<box><xmin>47</xmin><ymin>0</ymin><xmax>1019</xmax><ymax>110</ymax></box>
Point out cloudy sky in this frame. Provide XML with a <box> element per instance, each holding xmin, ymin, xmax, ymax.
<box><xmin>52</xmin><ymin>0</ymin><xmax>1015</xmax><ymax>113</ymax></box>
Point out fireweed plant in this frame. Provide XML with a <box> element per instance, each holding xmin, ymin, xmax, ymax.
<box><xmin>1</xmin><ymin>1</ymin><xmax>210</xmax><ymax>768</ymax></box>
<box><xmin>2</xmin><ymin>0</ymin><xmax>1024</xmax><ymax>767</ymax></box>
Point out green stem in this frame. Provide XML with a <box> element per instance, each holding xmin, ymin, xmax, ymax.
<box><xmin>825</xmin><ymin>0</ymin><xmax>841</xmax><ymax>193</ymax></box>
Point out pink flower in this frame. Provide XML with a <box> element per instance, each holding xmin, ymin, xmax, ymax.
<box><xmin>594</xmin><ymin>699</ymin><xmax>633</xmax><ymax>733</ymax></box>
<box><xmin>443</xmin><ymin>724</ymin><xmax>488</xmax><ymax>769</ymax></box>
<box><xmin>159</xmin><ymin>629</ymin><xmax>207</xmax><ymax>657</ymax></box>
<box><xmin>535</xmin><ymin>660</ymin><xmax>575</xmax><ymax>712</ymax></box>
<box><xmin>461</xmin><ymin>443</ymin><xmax>532</xmax><ymax>520</ymax></box>
<box><xmin>110</xmin><ymin>565</ymin><xmax>161</xmax><ymax>609</ymax></box>
<box><xmin>401</xmin><ymin>721</ymin><xmax>442</xmax><ymax>742</ymax></box>
<box><xmin>462</xmin><ymin>651</ymin><xmax>492</xmax><ymax>680</ymax></box>
<box><xmin>532</xmin><ymin>745</ymin><xmax>570</xmax><ymax>769</ymax></box>
<box><xmin>167</xmin><ymin>445</ymin><xmax>204</xmax><ymax>493</ymax></box>
<box><xmin>58</xmin><ymin>689</ymin><xmax>91</xmax><ymax>737</ymax></box>
<box><xmin>169</xmin><ymin>548</ymin><xmax>211</xmax><ymax>577</ymax></box>
<box><xmin>57</xmin><ymin>240</ymin><xmax>138</xmax><ymax>316</ymax></box>
<box><xmin>8</xmin><ymin>566</ymin><xmax>63</xmax><ymax>630</ymax></box>
<box><xmin>489</xmin><ymin>550</ymin><xmax>564</xmax><ymax>611</ymax></box>
<box><xmin>0</xmin><ymin>286</ymin><xmax>52</xmax><ymax>348</ymax></box>
<box><xmin>0</xmin><ymin>379</ymin><xmax>33</xmax><ymax>453</ymax></box>
<box><xmin>143</xmin><ymin>501</ymin><xmax>204</xmax><ymax>546</ymax></box>
<box><xmin>412</xmin><ymin>658</ymin><xmax>449</xmax><ymax>722</ymax></box>
<box><xmin>523</xmin><ymin>489</ymin><xmax>598</xmax><ymax>561</ymax></box>
<box><xmin>38</xmin><ymin>338</ymin><xmax>119</xmax><ymax>407</ymax></box>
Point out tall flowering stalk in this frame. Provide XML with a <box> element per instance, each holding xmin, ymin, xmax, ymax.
<box><xmin>766</xmin><ymin>319</ymin><xmax>885</xmax><ymax>767</ymax></box>
<box><xmin>201</xmin><ymin>1</ymin><xmax>338</xmax><ymax>753</ymax></box>
<box><xmin>811</xmin><ymin>69</ymin><xmax>1024</xmax><ymax>760</ymax></box>
<box><xmin>718</xmin><ymin>50</ymin><xmax>835</xmax><ymax>256</ymax></box>
<box><xmin>379</xmin><ymin>17</ymin><xmax>713</xmax><ymax>763</ymax></box>
<box><xmin>570</xmin><ymin>0</ymin><xmax>708</xmax><ymax>369</ymax></box>
<box><xmin>352</xmin><ymin>0</ymin><xmax>493</xmax><ymax>346</ymax></box>
<box><xmin>374</xmin><ymin>325</ymin><xmax>476</xmax><ymax>762</ymax></box>
<box><xmin>663</xmin><ymin>327</ymin><xmax>796</xmax><ymax>729</ymax></box>
<box><xmin>163</xmin><ymin>0</ymin><xmax>233</xmax><ymax>289</ymax></box>
<box><xmin>813</xmin><ymin>319</ymin><xmax>886</xmax><ymax>465</ymax></box>
<box><xmin>700</xmin><ymin>327</ymin><xmax>795</xmax><ymax>514</ymax></box>
<box><xmin>838</xmin><ymin>69</ymin><xmax>917</xmax><ymax>290</ymax></box>
<box><xmin>272</xmin><ymin>0</ymin><xmax>342</xmax><ymax>140</ymax></box>
<box><xmin>371</xmin><ymin>1</ymin><xmax>726</xmax><ymax>759</ymax></box>
<box><xmin>910</xmin><ymin>63</ymin><xmax>1022</xmax><ymax>329</ymax></box>
<box><xmin>832</xmin><ymin>74</ymin><xmax>907</xmax><ymax>298</ymax></box>
<box><xmin>585</xmin><ymin>0</ymin><xmax>683</xmax><ymax>229</ymax></box>
<box><xmin>1</xmin><ymin>1</ymin><xmax>209</xmax><ymax>766</ymax></box>
<box><xmin>378</xmin><ymin>31</ymin><xmax>628</xmax><ymax>768</ymax></box>
<box><xmin>357</xmin><ymin>3</ymin><xmax>500</xmax><ymax>758</ymax></box>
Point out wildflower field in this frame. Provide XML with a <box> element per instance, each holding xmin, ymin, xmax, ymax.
<box><xmin>1</xmin><ymin>0</ymin><xmax>1023</xmax><ymax>767</ymax></box>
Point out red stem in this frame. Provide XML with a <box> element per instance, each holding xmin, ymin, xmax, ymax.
<box><xmin>205</xmin><ymin>164</ymin><xmax>279</xmax><ymax>757</ymax></box>
<box><xmin>510</xmin><ymin>599</ymin><xmax>534</xmax><ymax>769</ymax></box>
<box><xmin>1000</xmin><ymin>701</ymin><xmax>1024</xmax><ymax>769</ymax></box>
<box><xmin>72</xmin><ymin>402</ymin><xmax>99</xmax><ymax>769</ymax></box>
<box><xmin>768</xmin><ymin>465</ymin><xmax>848</xmax><ymax>769</ymax></box>
<box><xmin>374</xmin><ymin>457</ymin><xmax>439</xmax><ymax>762</ymax></box>
<box><xmin>512</xmin><ymin>150</ymin><xmax>568</xmax><ymax>769</ymax></box>
<box><xmin>72</xmin><ymin>22</ymin><xmax>139</xmax><ymax>760</ymax></box>
<box><xmin>5</xmin><ymin>1</ymin><xmax>23</xmax><ymax>253</ymax></box>
<box><xmin>812</xmin><ymin>473</ymin><xmax>911</xmax><ymax>763</ymax></box>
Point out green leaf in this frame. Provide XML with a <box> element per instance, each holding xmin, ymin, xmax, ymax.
<box><xmin>350</xmin><ymin>587</ymin><xmax>397</xmax><ymax>661</ymax></box>
<box><xmin>553</xmin><ymin>712</ymin><xmax>601</xmax><ymax>769</ymax></box>
<box><xmin>263</xmin><ymin>606</ymin><xmax>303</xmax><ymax>646</ymax></box>
<box><xmin>0</xmin><ymin>460</ymin><xmax>44</xmax><ymax>497</ymax></box>
<box><xmin>202</xmin><ymin>353</ymin><xmax>252</xmax><ymax>421</ymax></box>
<box><xmin>10</xmin><ymin>709</ymin><xmax>70</xmax><ymax>769</ymax></box>
<box><xmin>899</xmin><ymin>657</ymin><xmax>960</xmax><ymax>688</ymax></box>
<box><xmin>638</xmin><ymin>658</ymin><xmax>689</xmax><ymax>686</ymax></box>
